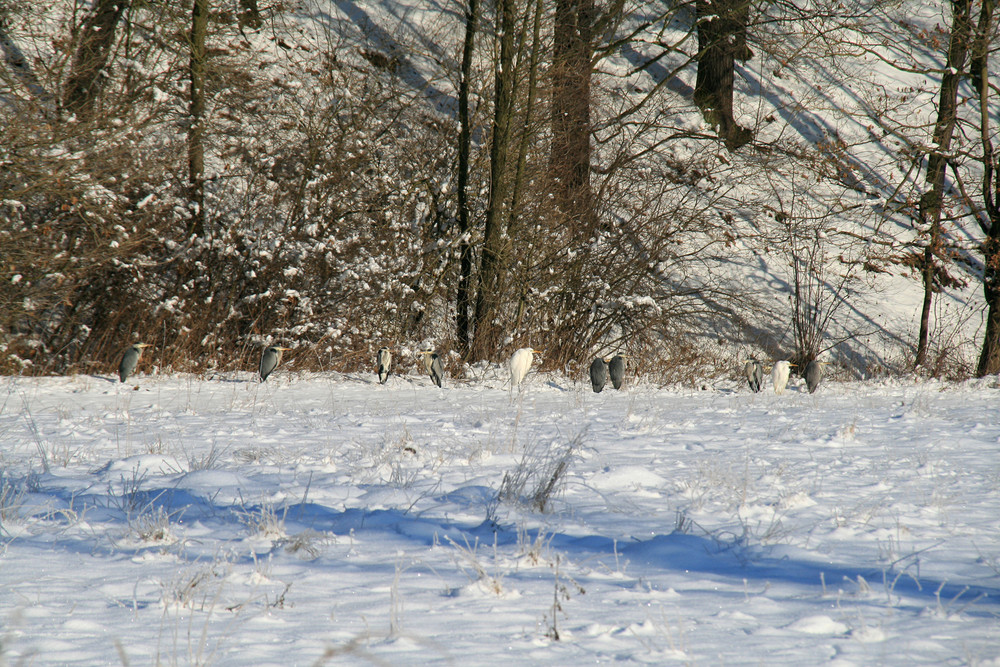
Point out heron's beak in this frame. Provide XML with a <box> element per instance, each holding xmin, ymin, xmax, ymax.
<box><xmin>532</xmin><ymin>349</ymin><xmax>543</xmax><ymax>354</ymax></box>
<box><xmin>277</xmin><ymin>346</ymin><xmax>292</xmax><ymax>351</ymax></box>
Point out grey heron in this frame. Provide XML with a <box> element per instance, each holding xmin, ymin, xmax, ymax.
<box><xmin>420</xmin><ymin>350</ymin><xmax>444</xmax><ymax>388</ymax></box>
<box><xmin>259</xmin><ymin>345</ymin><xmax>291</xmax><ymax>382</ymax></box>
<box><xmin>744</xmin><ymin>360</ymin><xmax>764</xmax><ymax>393</ymax></box>
<box><xmin>772</xmin><ymin>360</ymin><xmax>796</xmax><ymax>395</ymax></box>
<box><xmin>608</xmin><ymin>354</ymin><xmax>627</xmax><ymax>390</ymax></box>
<box><xmin>804</xmin><ymin>360</ymin><xmax>829</xmax><ymax>394</ymax></box>
<box><xmin>589</xmin><ymin>357</ymin><xmax>609</xmax><ymax>393</ymax></box>
<box><xmin>118</xmin><ymin>343</ymin><xmax>152</xmax><ymax>383</ymax></box>
<box><xmin>376</xmin><ymin>347</ymin><xmax>391</xmax><ymax>384</ymax></box>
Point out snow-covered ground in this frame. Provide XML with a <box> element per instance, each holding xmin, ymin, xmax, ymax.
<box><xmin>1</xmin><ymin>369</ymin><xmax>998</xmax><ymax>665</ymax></box>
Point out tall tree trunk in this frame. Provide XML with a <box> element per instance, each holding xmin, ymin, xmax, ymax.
<box><xmin>914</xmin><ymin>230</ymin><xmax>937</xmax><ymax>368</ymax></box>
<box><xmin>550</xmin><ymin>0</ymin><xmax>594</xmax><ymax>228</ymax></box>
<box><xmin>978</xmin><ymin>242</ymin><xmax>1000</xmax><ymax>376</ymax></box>
<box><xmin>471</xmin><ymin>0</ymin><xmax>517</xmax><ymax>361</ymax></box>
<box><xmin>972</xmin><ymin>0</ymin><xmax>1000</xmax><ymax>375</ymax></box>
<box><xmin>915</xmin><ymin>0</ymin><xmax>972</xmax><ymax>368</ymax></box>
<box><xmin>508</xmin><ymin>0</ymin><xmax>543</xmax><ymax>231</ymax></box>
<box><xmin>507</xmin><ymin>0</ymin><xmax>544</xmax><ymax>333</ymax></box>
<box><xmin>188</xmin><ymin>0</ymin><xmax>209</xmax><ymax>237</ymax></box>
<box><xmin>62</xmin><ymin>0</ymin><xmax>130</xmax><ymax>120</ymax></box>
<box><xmin>693</xmin><ymin>0</ymin><xmax>752</xmax><ymax>150</ymax></box>
<box><xmin>455</xmin><ymin>0</ymin><xmax>479</xmax><ymax>358</ymax></box>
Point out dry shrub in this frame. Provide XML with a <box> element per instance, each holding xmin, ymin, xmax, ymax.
<box><xmin>2</xmin><ymin>1</ymin><xmax>884</xmax><ymax>380</ymax></box>
<box><xmin>1</xmin><ymin>2</ymin><xmax>456</xmax><ymax>376</ymax></box>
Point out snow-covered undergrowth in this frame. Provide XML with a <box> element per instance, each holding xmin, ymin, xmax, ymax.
<box><xmin>8</xmin><ymin>0</ymin><xmax>997</xmax><ymax>377</ymax></box>
<box><xmin>1</xmin><ymin>371</ymin><xmax>998</xmax><ymax>664</ymax></box>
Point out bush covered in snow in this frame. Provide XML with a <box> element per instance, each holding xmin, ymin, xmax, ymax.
<box><xmin>2</xmin><ymin>0</ymin><xmax>997</xmax><ymax>379</ymax></box>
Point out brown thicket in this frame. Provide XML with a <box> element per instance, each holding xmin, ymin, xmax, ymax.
<box><xmin>2</xmin><ymin>0</ymin><xmax>997</xmax><ymax>381</ymax></box>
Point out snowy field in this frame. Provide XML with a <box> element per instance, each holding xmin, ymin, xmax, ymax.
<box><xmin>1</xmin><ymin>370</ymin><xmax>999</xmax><ymax>665</ymax></box>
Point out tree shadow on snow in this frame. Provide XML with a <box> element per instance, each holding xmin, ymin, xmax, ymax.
<box><xmin>23</xmin><ymin>473</ymin><xmax>1000</xmax><ymax>619</ymax></box>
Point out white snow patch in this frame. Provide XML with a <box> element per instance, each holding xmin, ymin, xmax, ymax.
<box><xmin>786</xmin><ymin>615</ymin><xmax>850</xmax><ymax>635</ymax></box>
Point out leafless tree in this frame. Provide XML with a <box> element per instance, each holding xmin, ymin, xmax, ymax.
<box><xmin>188</xmin><ymin>0</ymin><xmax>209</xmax><ymax>236</ymax></box>
<box><xmin>455</xmin><ymin>0</ymin><xmax>480</xmax><ymax>356</ymax></box>
<box><xmin>693</xmin><ymin>0</ymin><xmax>753</xmax><ymax>150</ymax></box>
<box><xmin>63</xmin><ymin>0</ymin><xmax>131</xmax><ymax>120</ymax></box>
<box><xmin>915</xmin><ymin>0</ymin><xmax>974</xmax><ymax>368</ymax></box>
<box><xmin>551</xmin><ymin>0</ymin><xmax>596</xmax><ymax>224</ymax></box>
<box><xmin>968</xmin><ymin>0</ymin><xmax>1000</xmax><ymax>375</ymax></box>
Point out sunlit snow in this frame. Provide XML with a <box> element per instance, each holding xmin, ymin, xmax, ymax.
<box><xmin>1</xmin><ymin>371</ymin><xmax>998</xmax><ymax>664</ymax></box>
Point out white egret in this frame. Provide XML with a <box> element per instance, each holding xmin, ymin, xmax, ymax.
<box><xmin>804</xmin><ymin>360</ymin><xmax>829</xmax><ymax>394</ymax></box>
<box><xmin>118</xmin><ymin>343</ymin><xmax>151</xmax><ymax>383</ymax></box>
<box><xmin>608</xmin><ymin>354</ymin><xmax>627</xmax><ymax>390</ymax></box>
<box><xmin>744</xmin><ymin>359</ymin><xmax>763</xmax><ymax>393</ymax></box>
<box><xmin>376</xmin><ymin>347</ymin><xmax>391</xmax><ymax>384</ymax></box>
<box><xmin>420</xmin><ymin>350</ymin><xmax>444</xmax><ymax>388</ymax></box>
<box><xmin>509</xmin><ymin>348</ymin><xmax>542</xmax><ymax>388</ymax></box>
<box><xmin>589</xmin><ymin>357</ymin><xmax>609</xmax><ymax>393</ymax></box>
<box><xmin>771</xmin><ymin>360</ymin><xmax>796</xmax><ymax>395</ymax></box>
<box><xmin>259</xmin><ymin>345</ymin><xmax>292</xmax><ymax>382</ymax></box>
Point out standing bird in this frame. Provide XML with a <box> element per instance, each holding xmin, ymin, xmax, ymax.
<box><xmin>509</xmin><ymin>348</ymin><xmax>542</xmax><ymax>389</ymax></box>
<box><xmin>772</xmin><ymin>360</ymin><xmax>796</xmax><ymax>395</ymax></box>
<box><xmin>259</xmin><ymin>345</ymin><xmax>292</xmax><ymax>382</ymax></box>
<box><xmin>608</xmin><ymin>354</ymin><xmax>627</xmax><ymax>390</ymax></box>
<box><xmin>804</xmin><ymin>360</ymin><xmax>829</xmax><ymax>394</ymax></box>
<box><xmin>118</xmin><ymin>343</ymin><xmax>152</xmax><ymax>383</ymax></box>
<box><xmin>376</xmin><ymin>347</ymin><xmax>392</xmax><ymax>384</ymax></box>
<box><xmin>744</xmin><ymin>359</ymin><xmax>764</xmax><ymax>393</ymax></box>
<box><xmin>420</xmin><ymin>350</ymin><xmax>444</xmax><ymax>388</ymax></box>
<box><xmin>589</xmin><ymin>357</ymin><xmax>609</xmax><ymax>393</ymax></box>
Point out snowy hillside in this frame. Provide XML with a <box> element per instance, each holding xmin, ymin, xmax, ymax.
<box><xmin>3</xmin><ymin>0</ymin><xmax>999</xmax><ymax>377</ymax></box>
<box><xmin>1</xmin><ymin>371</ymin><xmax>998</xmax><ymax>664</ymax></box>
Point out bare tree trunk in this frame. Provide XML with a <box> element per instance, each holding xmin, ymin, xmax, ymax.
<box><xmin>972</xmin><ymin>0</ymin><xmax>1000</xmax><ymax>376</ymax></box>
<box><xmin>188</xmin><ymin>0</ymin><xmax>209</xmax><ymax>237</ymax></box>
<box><xmin>551</xmin><ymin>0</ymin><xmax>594</xmax><ymax>227</ymax></box>
<box><xmin>915</xmin><ymin>0</ymin><xmax>972</xmax><ymax>368</ymax></box>
<box><xmin>507</xmin><ymin>0</ymin><xmax>543</xmax><ymax>230</ymax></box>
<box><xmin>978</xmin><ymin>238</ymin><xmax>1000</xmax><ymax>376</ymax></box>
<box><xmin>693</xmin><ymin>0</ymin><xmax>752</xmax><ymax>151</ymax></box>
<box><xmin>456</xmin><ymin>0</ymin><xmax>479</xmax><ymax>358</ymax></box>
<box><xmin>507</xmin><ymin>0</ymin><xmax>544</xmax><ymax>333</ymax></box>
<box><xmin>471</xmin><ymin>0</ymin><xmax>517</xmax><ymax>361</ymax></box>
<box><xmin>914</xmin><ymin>231</ymin><xmax>937</xmax><ymax>368</ymax></box>
<box><xmin>63</xmin><ymin>0</ymin><xmax>130</xmax><ymax>120</ymax></box>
